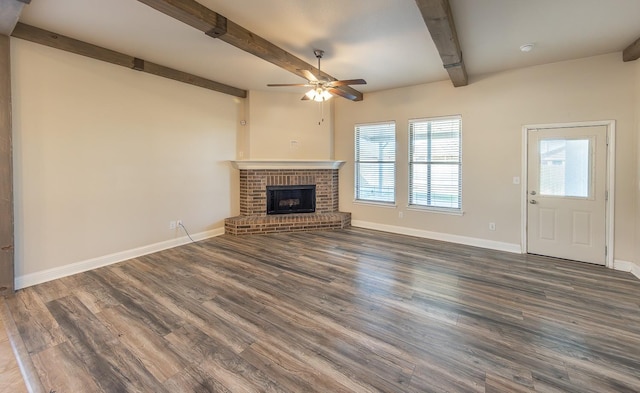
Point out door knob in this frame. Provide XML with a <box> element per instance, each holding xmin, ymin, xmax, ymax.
<box><xmin>530</xmin><ymin>191</ymin><xmax>537</xmax><ymax>195</ymax></box>
<box><xmin>529</xmin><ymin>200</ymin><xmax>537</xmax><ymax>204</ymax></box>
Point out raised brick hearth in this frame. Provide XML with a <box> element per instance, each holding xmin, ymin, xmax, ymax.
<box><xmin>225</xmin><ymin>161</ymin><xmax>351</xmax><ymax>235</ymax></box>
<box><xmin>225</xmin><ymin>212</ymin><xmax>351</xmax><ymax>235</ymax></box>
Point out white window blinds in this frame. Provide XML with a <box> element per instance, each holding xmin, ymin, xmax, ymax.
<box><xmin>355</xmin><ymin>122</ymin><xmax>396</xmax><ymax>203</ymax></box>
<box><xmin>409</xmin><ymin>116</ymin><xmax>462</xmax><ymax>210</ymax></box>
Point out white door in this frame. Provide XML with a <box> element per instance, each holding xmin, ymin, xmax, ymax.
<box><xmin>527</xmin><ymin>126</ymin><xmax>607</xmax><ymax>265</ymax></box>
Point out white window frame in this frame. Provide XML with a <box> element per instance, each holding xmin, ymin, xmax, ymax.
<box><xmin>354</xmin><ymin>121</ymin><xmax>396</xmax><ymax>204</ymax></box>
<box><xmin>408</xmin><ymin>115</ymin><xmax>462</xmax><ymax>213</ymax></box>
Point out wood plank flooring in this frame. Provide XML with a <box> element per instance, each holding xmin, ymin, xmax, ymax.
<box><xmin>4</xmin><ymin>228</ymin><xmax>640</xmax><ymax>392</ymax></box>
<box><xmin>0</xmin><ymin>299</ymin><xmax>28</xmax><ymax>393</ymax></box>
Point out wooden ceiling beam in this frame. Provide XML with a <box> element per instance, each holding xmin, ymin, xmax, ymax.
<box><xmin>623</xmin><ymin>36</ymin><xmax>640</xmax><ymax>62</ymax></box>
<box><xmin>11</xmin><ymin>23</ymin><xmax>247</xmax><ymax>98</ymax></box>
<box><xmin>0</xmin><ymin>0</ymin><xmax>27</xmax><ymax>295</ymax></box>
<box><xmin>136</xmin><ymin>0</ymin><xmax>364</xmax><ymax>101</ymax></box>
<box><xmin>0</xmin><ymin>34</ymin><xmax>13</xmax><ymax>295</ymax></box>
<box><xmin>414</xmin><ymin>0</ymin><xmax>468</xmax><ymax>87</ymax></box>
<box><xmin>0</xmin><ymin>0</ymin><xmax>30</xmax><ymax>35</ymax></box>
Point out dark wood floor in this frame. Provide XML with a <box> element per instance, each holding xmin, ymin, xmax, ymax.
<box><xmin>4</xmin><ymin>228</ymin><xmax>640</xmax><ymax>392</ymax></box>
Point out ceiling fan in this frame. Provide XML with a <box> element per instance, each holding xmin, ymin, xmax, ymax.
<box><xmin>267</xmin><ymin>49</ymin><xmax>366</xmax><ymax>101</ymax></box>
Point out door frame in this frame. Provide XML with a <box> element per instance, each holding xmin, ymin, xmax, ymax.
<box><xmin>521</xmin><ymin>120</ymin><xmax>616</xmax><ymax>268</ymax></box>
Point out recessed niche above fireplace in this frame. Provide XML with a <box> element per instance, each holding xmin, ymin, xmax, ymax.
<box><xmin>267</xmin><ymin>185</ymin><xmax>316</xmax><ymax>215</ymax></box>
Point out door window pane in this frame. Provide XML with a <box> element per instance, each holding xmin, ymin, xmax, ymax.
<box><xmin>539</xmin><ymin>138</ymin><xmax>590</xmax><ymax>197</ymax></box>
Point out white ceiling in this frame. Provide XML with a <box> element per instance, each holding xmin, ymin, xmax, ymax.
<box><xmin>17</xmin><ymin>0</ymin><xmax>640</xmax><ymax>96</ymax></box>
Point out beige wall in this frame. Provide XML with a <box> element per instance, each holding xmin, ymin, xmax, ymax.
<box><xmin>11</xmin><ymin>38</ymin><xmax>640</xmax><ymax>282</ymax></box>
<box><xmin>335</xmin><ymin>53</ymin><xmax>638</xmax><ymax>261</ymax></box>
<box><xmin>11</xmin><ymin>39</ymin><xmax>241</xmax><ymax>278</ymax></box>
<box><xmin>243</xmin><ymin>90</ymin><xmax>333</xmax><ymax>160</ymax></box>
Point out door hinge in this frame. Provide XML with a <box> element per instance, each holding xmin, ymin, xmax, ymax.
<box><xmin>605</xmin><ymin>246</ymin><xmax>608</xmax><ymax>256</ymax></box>
<box><xmin>605</xmin><ymin>190</ymin><xmax>608</xmax><ymax>201</ymax></box>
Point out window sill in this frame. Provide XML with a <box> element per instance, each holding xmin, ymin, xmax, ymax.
<box><xmin>406</xmin><ymin>205</ymin><xmax>464</xmax><ymax>216</ymax></box>
<box><xmin>354</xmin><ymin>200</ymin><xmax>397</xmax><ymax>208</ymax></box>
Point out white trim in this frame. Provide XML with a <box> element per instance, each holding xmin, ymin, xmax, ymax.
<box><xmin>606</xmin><ymin>123</ymin><xmax>616</xmax><ymax>268</ymax></box>
<box><xmin>230</xmin><ymin>160</ymin><xmax>345</xmax><ymax>170</ymax></box>
<box><xmin>353</xmin><ymin>200</ymin><xmax>397</xmax><ymax>208</ymax></box>
<box><xmin>352</xmin><ymin>220</ymin><xmax>521</xmax><ymax>254</ymax></box>
<box><xmin>408</xmin><ymin>114</ymin><xmax>463</xmax><ymax>123</ymax></box>
<box><xmin>15</xmin><ymin>227</ymin><xmax>225</xmax><ymax>289</ymax></box>
<box><xmin>613</xmin><ymin>260</ymin><xmax>640</xmax><ymax>280</ymax></box>
<box><xmin>520</xmin><ymin>126</ymin><xmax>528</xmax><ymax>254</ymax></box>
<box><xmin>406</xmin><ymin>205</ymin><xmax>464</xmax><ymax>216</ymax></box>
<box><xmin>521</xmin><ymin>120</ymin><xmax>615</xmax><ymax>268</ymax></box>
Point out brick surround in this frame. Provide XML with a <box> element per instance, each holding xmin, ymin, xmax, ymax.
<box><xmin>225</xmin><ymin>164</ymin><xmax>351</xmax><ymax>235</ymax></box>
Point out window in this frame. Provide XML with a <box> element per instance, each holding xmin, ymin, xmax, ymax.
<box><xmin>355</xmin><ymin>122</ymin><xmax>396</xmax><ymax>203</ymax></box>
<box><xmin>539</xmin><ymin>138</ymin><xmax>591</xmax><ymax>198</ymax></box>
<box><xmin>409</xmin><ymin>116</ymin><xmax>461</xmax><ymax>210</ymax></box>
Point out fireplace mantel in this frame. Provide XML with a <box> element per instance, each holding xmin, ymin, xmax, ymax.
<box><xmin>230</xmin><ymin>160</ymin><xmax>345</xmax><ymax>170</ymax></box>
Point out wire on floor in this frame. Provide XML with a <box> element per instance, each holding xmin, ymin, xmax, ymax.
<box><xmin>178</xmin><ymin>222</ymin><xmax>197</xmax><ymax>244</ymax></box>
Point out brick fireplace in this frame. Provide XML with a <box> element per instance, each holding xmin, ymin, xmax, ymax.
<box><xmin>224</xmin><ymin>161</ymin><xmax>351</xmax><ymax>235</ymax></box>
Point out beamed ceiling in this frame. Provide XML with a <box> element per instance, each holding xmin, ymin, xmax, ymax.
<box><xmin>3</xmin><ymin>0</ymin><xmax>640</xmax><ymax>98</ymax></box>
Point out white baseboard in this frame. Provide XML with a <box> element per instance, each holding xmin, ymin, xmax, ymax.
<box><xmin>19</xmin><ymin>223</ymin><xmax>631</xmax><ymax>289</ymax></box>
<box><xmin>351</xmin><ymin>220</ymin><xmax>522</xmax><ymax>254</ymax></box>
<box><xmin>613</xmin><ymin>259</ymin><xmax>640</xmax><ymax>279</ymax></box>
<box><xmin>15</xmin><ymin>227</ymin><xmax>225</xmax><ymax>289</ymax></box>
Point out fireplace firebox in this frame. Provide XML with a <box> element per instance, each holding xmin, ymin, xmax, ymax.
<box><xmin>266</xmin><ymin>185</ymin><xmax>316</xmax><ymax>215</ymax></box>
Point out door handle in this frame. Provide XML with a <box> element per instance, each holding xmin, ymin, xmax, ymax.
<box><xmin>529</xmin><ymin>200</ymin><xmax>537</xmax><ymax>204</ymax></box>
<box><xmin>530</xmin><ymin>191</ymin><xmax>537</xmax><ymax>195</ymax></box>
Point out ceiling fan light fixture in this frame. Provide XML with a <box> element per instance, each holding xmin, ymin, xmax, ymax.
<box><xmin>305</xmin><ymin>87</ymin><xmax>333</xmax><ymax>102</ymax></box>
<box><xmin>268</xmin><ymin>49</ymin><xmax>365</xmax><ymax>102</ymax></box>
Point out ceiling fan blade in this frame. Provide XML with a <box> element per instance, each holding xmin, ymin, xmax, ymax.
<box><xmin>301</xmin><ymin>93</ymin><xmax>311</xmax><ymax>101</ymax></box>
<box><xmin>325</xmin><ymin>79</ymin><xmax>367</xmax><ymax>87</ymax></box>
<box><xmin>300</xmin><ymin>69</ymin><xmax>319</xmax><ymax>82</ymax></box>
<box><xmin>267</xmin><ymin>83</ymin><xmax>313</xmax><ymax>87</ymax></box>
<box><xmin>327</xmin><ymin>87</ymin><xmax>357</xmax><ymax>101</ymax></box>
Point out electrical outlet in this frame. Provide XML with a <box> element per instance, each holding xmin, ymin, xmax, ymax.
<box><xmin>398</xmin><ymin>211</ymin><xmax>404</xmax><ymax>219</ymax></box>
<box><xmin>489</xmin><ymin>222</ymin><xmax>496</xmax><ymax>231</ymax></box>
<box><xmin>169</xmin><ymin>221</ymin><xmax>176</xmax><ymax>230</ymax></box>
<box><xmin>176</xmin><ymin>220</ymin><xmax>182</xmax><ymax>228</ymax></box>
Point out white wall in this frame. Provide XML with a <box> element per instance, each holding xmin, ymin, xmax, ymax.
<box><xmin>335</xmin><ymin>53</ymin><xmax>638</xmax><ymax>261</ymax></box>
<box><xmin>242</xmin><ymin>90</ymin><xmax>333</xmax><ymax>160</ymax></box>
<box><xmin>11</xmin><ymin>39</ymin><xmax>241</xmax><ymax>283</ymax></box>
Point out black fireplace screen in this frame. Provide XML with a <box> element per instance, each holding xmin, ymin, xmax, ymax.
<box><xmin>266</xmin><ymin>185</ymin><xmax>316</xmax><ymax>214</ymax></box>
